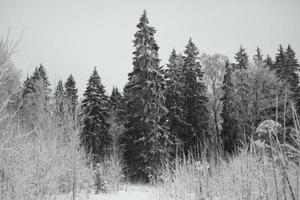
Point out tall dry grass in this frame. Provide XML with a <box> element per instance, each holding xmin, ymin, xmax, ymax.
<box><xmin>158</xmin><ymin>104</ymin><xmax>300</xmax><ymax>200</ymax></box>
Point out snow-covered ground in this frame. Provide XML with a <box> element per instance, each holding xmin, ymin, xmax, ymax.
<box><xmin>55</xmin><ymin>184</ymin><xmax>158</xmax><ymax>200</ymax></box>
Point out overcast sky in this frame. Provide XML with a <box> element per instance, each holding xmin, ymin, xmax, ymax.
<box><xmin>1</xmin><ymin>0</ymin><xmax>300</xmax><ymax>95</ymax></box>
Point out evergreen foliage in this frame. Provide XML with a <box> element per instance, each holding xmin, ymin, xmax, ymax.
<box><xmin>179</xmin><ymin>39</ymin><xmax>209</xmax><ymax>154</ymax></box>
<box><xmin>165</xmin><ymin>49</ymin><xmax>185</xmax><ymax>151</ymax></box>
<box><xmin>81</xmin><ymin>67</ymin><xmax>111</xmax><ymax>162</ymax></box>
<box><xmin>110</xmin><ymin>86</ymin><xmax>123</xmax><ymax>112</ymax></box>
<box><xmin>253</xmin><ymin>47</ymin><xmax>263</xmax><ymax>67</ymax></box>
<box><xmin>220</xmin><ymin>61</ymin><xmax>238</xmax><ymax>154</ymax></box>
<box><xmin>284</xmin><ymin>45</ymin><xmax>300</xmax><ymax>114</ymax></box>
<box><xmin>233</xmin><ymin>46</ymin><xmax>249</xmax><ymax>70</ymax></box>
<box><xmin>20</xmin><ymin>65</ymin><xmax>51</xmax><ymax>130</ymax></box>
<box><xmin>64</xmin><ymin>74</ymin><xmax>78</xmax><ymax>117</ymax></box>
<box><xmin>273</xmin><ymin>44</ymin><xmax>300</xmax><ymax>115</ymax></box>
<box><xmin>284</xmin><ymin>45</ymin><xmax>300</xmax><ymax>93</ymax></box>
<box><xmin>109</xmin><ymin>86</ymin><xmax>125</xmax><ymax>126</ymax></box>
<box><xmin>122</xmin><ymin>10</ymin><xmax>170</xmax><ymax>182</ymax></box>
<box><xmin>264</xmin><ymin>54</ymin><xmax>274</xmax><ymax>69</ymax></box>
<box><xmin>273</xmin><ymin>45</ymin><xmax>287</xmax><ymax>81</ymax></box>
<box><xmin>32</xmin><ymin>64</ymin><xmax>51</xmax><ymax>101</ymax></box>
<box><xmin>54</xmin><ymin>79</ymin><xmax>65</xmax><ymax>117</ymax></box>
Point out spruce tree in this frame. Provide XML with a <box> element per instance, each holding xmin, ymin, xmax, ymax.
<box><xmin>264</xmin><ymin>54</ymin><xmax>274</xmax><ymax>69</ymax></box>
<box><xmin>109</xmin><ymin>86</ymin><xmax>125</xmax><ymax>159</ymax></box>
<box><xmin>20</xmin><ymin>76</ymin><xmax>35</xmax><ymax>128</ymax></box>
<box><xmin>81</xmin><ymin>67</ymin><xmax>110</xmax><ymax>162</ymax></box>
<box><xmin>233</xmin><ymin>46</ymin><xmax>249</xmax><ymax>70</ymax></box>
<box><xmin>253</xmin><ymin>46</ymin><xmax>263</xmax><ymax>67</ymax></box>
<box><xmin>273</xmin><ymin>45</ymin><xmax>286</xmax><ymax>81</ymax></box>
<box><xmin>284</xmin><ymin>45</ymin><xmax>300</xmax><ymax>93</ymax></box>
<box><xmin>165</xmin><ymin>49</ymin><xmax>185</xmax><ymax>150</ymax></box>
<box><xmin>122</xmin><ymin>10</ymin><xmax>170</xmax><ymax>181</ymax></box>
<box><xmin>109</xmin><ymin>86</ymin><xmax>125</xmax><ymax>125</ymax></box>
<box><xmin>110</xmin><ymin>86</ymin><xmax>123</xmax><ymax>111</ymax></box>
<box><xmin>284</xmin><ymin>45</ymin><xmax>300</xmax><ymax>114</ymax></box>
<box><xmin>64</xmin><ymin>74</ymin><xmax>78</xmax><ymax>117</ymax></box>
<box><xmin>220</xmin><ymin>61</ymin><xmax>238</xmax><ymax>154</ymax></box>
<box><xmin>20</xmin><ymin>65</ymin><xmax>51</xmax><ymax>129</ymax></box>
<box><xmin>22</xmin><ymin>75</ymin><xmax>35</xmax><ymax>98</ymax></box>
<box><xmin>32</xmin><ymin>64</ymin><xmax>51</xmax><ymax>101</ymax></box>
<box><xmin>273</xmin><ymin>45</ymin><xmax>300</xmax><ymax>114</ymax></box>
<box><xmin>179</xmin><ymin>39</ymin><xmax>209</xmax><ymax>154</ymax></box>
<box><xmin>54</xmin><ymin>79</ymin><xmax>65</xmax><ymax>117</ymax></box>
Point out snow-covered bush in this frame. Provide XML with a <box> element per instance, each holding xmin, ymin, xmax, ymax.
<box><xmin>0</xmin><ymin>113</ymin><xmax>94</xmax><ymax>199</ymax></box>
<box><xmin>92</xmin><ymin>153</ymin><xmax>124</xmax><ymax>193</ymax></box>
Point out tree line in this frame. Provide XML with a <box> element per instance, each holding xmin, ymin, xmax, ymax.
<box><xmin>16</xmin><ymin>10</ymin><xmax>300</xmax><ymax>182</ymax></box>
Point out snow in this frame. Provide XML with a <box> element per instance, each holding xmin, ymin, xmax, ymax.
<box><xmin>55</xmin><ymin>184</ymin><xmax>158</xmax><ymax>200</ymax></box>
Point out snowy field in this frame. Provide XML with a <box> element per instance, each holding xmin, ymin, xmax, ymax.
<box><xmin>55</xmin><ymin>185</ymin><xmax>158</xmax><ymax>200</ymax></box>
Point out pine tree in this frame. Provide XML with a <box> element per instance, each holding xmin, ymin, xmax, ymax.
<box><xmin>220</xmin><ymin>61</ymin><xmax>238</xmax><ymax>154</ymax></box>
<box><xmin>165</xmin><ymin>49</ymin><xmax>185</xmax><ymax>150</ymax></box>
<box><xmin>81</xmin><ymin>67</ymin><xmax>111</xmax><ymax>162</ymax></box>
<box><xmin>122</xmin><ymin>10</ymin><xmax>170</xmax><ymax>182</ymax></box>
<box><xmin>179</xmin><ymin>38</ymin><xmax>209</xmax><ymax>154</ymax></box>
<box><xmin>233</xmin><ymin>46</ymin><xmax>249</xmax><ymax>70</ymax></box>
<box><xmin>253</xmin><ymin>46</ymin><xmax>263</xmax><ymax>67</ymax></box>
<box><xmin>64</xmin><ymin>74</ymin><xmax>78</xmax><ymax>117</ymax></box>
<box><xmin>54</xmin><ymin>79</ymin><xmax>65</xmax><ymax>117</ymax></box>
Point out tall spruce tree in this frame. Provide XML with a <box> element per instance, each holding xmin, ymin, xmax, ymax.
<box><xmin>64</xmin><ymin>74</ymin><xmax>78</xmax><ymax>117</ymax></box>
<box><xmin>253</xmin><ymin>46</ymin><xmax>263</xmax><ymax>67</ymax></box>
<box><xmin>233</xmin><ymin>46</ymin><xmax>249</xmax><ymax>70</ymax></box>
<box><xmin>220</xmin><ymin>61</ymin><xmax>238</xmax><ymax>154</ymax></box>
<box><xmin>81</xmin><ymin>67</ymin><xmax>110</xmax><ymax>162</ymax></box>
<box><xmin>165</xmin><ymin>49</ymin><xmax>185</xmax><ymax>150</ymax></box>
<box><xmin>122</xmin><ymin>10</ymin><xmax>170</xmax><ymax>182</ymax></box>
<box><xmin>54</xmin><ymin>79</ymin><xmax>65</xmax><ymax>117</ymax></box>
<box><xmin>179</xmin><ymin>38</ymin><xmax>209</xmax><ymax>154</ymax></box>
<box><xmin>233</xmin><ymin>46</ymin><xmax>252</xmax><ymax>143</ymax></box>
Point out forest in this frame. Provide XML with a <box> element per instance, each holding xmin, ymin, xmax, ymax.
<box><xmin>1</xmin><ymin>10</ymin><xmax>300</xmax><ymax>200</ymax></box>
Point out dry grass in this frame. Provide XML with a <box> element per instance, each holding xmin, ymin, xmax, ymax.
<box><xmin>158</xmin><ymin>106</ymin><xmax>300</xmax><ymax>200</ymax></box>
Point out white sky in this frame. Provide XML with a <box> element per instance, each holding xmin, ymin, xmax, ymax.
<box><xmin>1</xmin><ymin>0</ymin><xmax>300</xmax><ymax>96</ymax></box>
